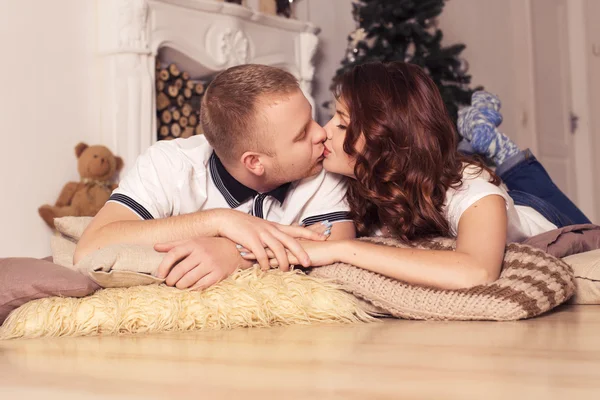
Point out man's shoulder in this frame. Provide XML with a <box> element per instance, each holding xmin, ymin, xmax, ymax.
<box><xmin>290</xmin><ymin>169</ymin><xmax>347</xmax><ymax>198</ymax></box>
<box><xmin>153</xmin><ymin>134</ymin><xmax>211</xmax><ymax>153</ymax></box>
<box><xmin>148</xmin><ymin>135</ymin><xmax>213</xmax><ymax>169</ymax></box>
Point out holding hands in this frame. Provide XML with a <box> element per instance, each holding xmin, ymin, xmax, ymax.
<box><xmin>154</xmin><ymin>210</ymin><xmax>331</xmax><ymax>289</ymax></box>
<box><xmin>217</xmin><ymin>210</ymin><xmax>330</xmax><ymax>271</ymax></box>
<box><xmin>237</xmin><ymin>220</ymin><xmax>335</xmax><ymax>270</ymax></box>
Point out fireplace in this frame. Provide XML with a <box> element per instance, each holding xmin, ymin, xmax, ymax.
<box><xmin>97</xmin><ymin>0</ymin><xmax>319</xmax><ymax>171</ymax></box>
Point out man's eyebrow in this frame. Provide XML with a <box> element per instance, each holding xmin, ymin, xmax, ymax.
<box><xmin>293</xmin><ymin>119</ymin><xmax>310</xmax><ymax>140</ymax></box>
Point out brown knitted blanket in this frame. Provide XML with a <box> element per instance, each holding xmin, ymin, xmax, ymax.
<box><xmin>309</xmin><ymin>237</ymin><xmax>576</xmax><ymax>321</ymax></box>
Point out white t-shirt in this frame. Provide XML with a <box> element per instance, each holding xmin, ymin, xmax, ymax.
<box><xmin>444</xmin><ymin>165</ymin><xmax>557</xmax><ymax>243</ymax></box>
<box><xmin>109</xmin><ymin>135</ymin><xmax>351</xmax><ymax>226</ymax></box>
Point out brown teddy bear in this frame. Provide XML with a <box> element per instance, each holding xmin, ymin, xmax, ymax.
<box><xmin>38</xmin><ymin>142</ymin><xmax>124</xmax><ymax>229</ymax></box>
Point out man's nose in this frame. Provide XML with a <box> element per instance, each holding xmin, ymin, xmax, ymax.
<box><xmin>314</xmin><ymin>124</ymin><xmax>327</xmax><ymax>143</ymax></box>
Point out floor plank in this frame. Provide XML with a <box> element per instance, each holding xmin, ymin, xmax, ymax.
<box><xmin>1</xmin><ymin>305</ymin><xmax>599</xmax><ymax>399</ymax></box>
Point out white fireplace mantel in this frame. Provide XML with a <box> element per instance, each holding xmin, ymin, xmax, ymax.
<box><xmin>97</xmin><ymin>0</ymin><xmax>320</xmax><ymax>170</ymax></box>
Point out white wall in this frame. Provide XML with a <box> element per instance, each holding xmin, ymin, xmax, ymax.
<box><xmin>295</xmin><ymin>0</ymin><xmax>356</xmax><ymax>124</ymax></box>
<box><xmin>440</xmin><ymin>0</ymin><xmax>535</xmax><ymax>150</ymax></box>
<box><xmin>0</xmin><ymin>0</ymin><xmax>100</xmax><ymax>257</ymax></box>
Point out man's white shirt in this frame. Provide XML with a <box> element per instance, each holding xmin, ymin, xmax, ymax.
<box><xmin>109</xmin><ymin>135</ymin><xmax>351</xmax><ymax>226</ymax></box>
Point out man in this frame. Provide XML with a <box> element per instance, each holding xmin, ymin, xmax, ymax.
<box><xmin>74</xmin><ymin>64</ymin><xmax>356</xmax><ymax>290</ymax></box>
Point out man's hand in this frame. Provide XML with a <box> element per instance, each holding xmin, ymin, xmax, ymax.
<box><xmin>154</xmin><ymin>237</ymin><xmax>252</xmax><ymax>290</ymax></box>
<box><xmin>215</xmin><ymin>209</ymin><xmax>327</xmax><ymax>271</ymax></box>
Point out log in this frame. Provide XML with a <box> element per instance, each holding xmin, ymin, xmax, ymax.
<box><xmin>182</xmin><ymin>103</ymin><xmax>193</xmax><ymax>117</ymax></box>
<box><xmin>186</xmin><ymin>80</ymin><xmax>195</xmax><ymax>90</ymax></box>
<box><xmin>161</xmin><ymin>109</ymin><xmax>173</xmax><ymax>124</ymax></box>
<box><xmin>167</xmin><ymin>85</ymin><xmax>179</xmax><ymax>98</ymax></box>
<box><xmin>170</xmin><ymin>123</ymin><xmax>182</xmax><ymax>137</ymax></box>
<box><xmin>182</xmin><ymin>127</ymin><xmax>194</xmax><ymax>138</ymax></box>
<box><xmin>159</xmin><ymin>125</ymin><xmax>170</xmax><ymax>138</ymax></box>
<box><xmin>177</xmin><ymin>95</ymin><xmax>185</xmax><ymax>107</ymax></box>
<box><xmin>194</xmin><ymin>82</ymin><xmax>205</xmax><ymax>95</ymax></box>
<box><xmin>183</xmin><ymin>88</ymin><xmax>192</xmax><ymax>99</ymax></box>
<box><xmin>156</xmin><ymin>79</ymin><xmax>166</xmax><ymax>92</ymax></box>
<box><xmin>179</xmin><ymin>116</ymin><xmax>189</xmax><ymax>128</ymax></box>
<box><xmin>182</xmin><ymin>71</ymin><xmax>191</xmax><ymax>81</ymax></box>
<box><xmin>172</xmin><ymin>109</ymin><xmax>181</xmax><ymax>121</ymax></box>
<box><xmin>168</xmin><ymin>63</ymin><xmax>180</xmax><ymax>77</ymax></box>
<box><xmin>156</xmin><ymin>92</ymin><xmax>170</xmax><ymax>111</ymax></box>
<box><xmin>195</xmin><ymin>124</ymin><xmax>204</xmax><ymax>136</ymax></box>
<box><xmin>188</xmin><ymin>114</ymin><xmax>198</xmax><ymax>126</ymax></box>
<box><xmin>174</xmin><ymin>78</ymin><xmax>184</xmax><ymax>89</ymax></box>
<box><xmin>158</xmin><ymin>69</ymin><xmax>170</xmax><ymax>81</ymax></box>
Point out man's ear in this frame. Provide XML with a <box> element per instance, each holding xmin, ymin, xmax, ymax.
<box><xmin>240</xmin><ymin>151</ymin><xmax>265</xmax><ymax>177</ymax></box>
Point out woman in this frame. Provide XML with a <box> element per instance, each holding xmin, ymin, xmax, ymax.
<box><xmin>240</xmin><ymin>62</ymin><xmax>590</xmax><ymax>290</ymax></box>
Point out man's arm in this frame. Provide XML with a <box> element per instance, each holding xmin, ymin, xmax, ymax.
<box><xmin>73</xmin><ymin>202</ymin><xmax>224</xmax><ymax>264</ymax></box>
<box><xmin>298</xmin><ymin>170</ymin><xmax>356</xmax><ymax>241</ymax></box>
<box><xmin>73</xmin><ymin>140</ymin><xmax>222</xmax><ymax>263</ymax></box>
<box><xmin>74</xmin><ymin>202</ymin><xmax>328</xmax><ymax>267</ymax></box>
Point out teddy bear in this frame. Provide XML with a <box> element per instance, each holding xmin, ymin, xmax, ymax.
<box><xmin>38</xmin><ymin>142</ymin><xmax>124</xmax><ymax>229</ymax></box>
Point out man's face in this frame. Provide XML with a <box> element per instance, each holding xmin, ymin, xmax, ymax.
<box><xmin>259</xmin><ymin>89</ymin><xmax>327</xmax><ymax>184</ymax></box>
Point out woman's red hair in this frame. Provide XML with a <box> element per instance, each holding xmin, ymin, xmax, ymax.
<box><xmin>334</xmin><ymin>61</ymin><xmax>499</xmax><ymax>242</ymax></box>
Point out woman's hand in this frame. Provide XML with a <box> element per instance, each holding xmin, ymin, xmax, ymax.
<box><xmin>237</xmin><ymin>239</ymin><xmax>339</xmax><ymax>270</ymax></box>
<box><xmin>214</xmin><ymin>209</ymin><xmax>328</xmax><ymax>271</ymax></box>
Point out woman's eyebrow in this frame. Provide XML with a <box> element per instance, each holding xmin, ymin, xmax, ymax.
<box><xmin>336</xmin><ymin>109</ymin><xmax>348</xmax><ymax>118</ymax></box>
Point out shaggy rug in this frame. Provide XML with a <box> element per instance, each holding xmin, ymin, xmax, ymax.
<box><xmin>0</xmin><ymin>268</ymin><xmax>375</xmax><ymax>340</ymax></box>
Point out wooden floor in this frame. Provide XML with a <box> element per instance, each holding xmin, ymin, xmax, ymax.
<box><xmin>0</xmin><ymin>305</ymin><xmax>599</xmax><ymax>399</ymax></box>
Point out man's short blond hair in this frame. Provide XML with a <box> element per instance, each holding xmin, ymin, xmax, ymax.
<box><xmin>201</xmin><ymin>64</ymin><xmax>299</xmax><ymax>161</ymax></box>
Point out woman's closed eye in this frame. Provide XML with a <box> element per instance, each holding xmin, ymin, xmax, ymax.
<box><xmin>336</xmin><ymin>124</ymin><xmax>347</xmax><ymax>130</ymax></box>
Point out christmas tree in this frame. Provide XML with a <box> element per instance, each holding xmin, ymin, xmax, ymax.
<box><xmin>333</xmin><ymin>0</ymin><xmax>480</xmax><ymax>125</ymax></box>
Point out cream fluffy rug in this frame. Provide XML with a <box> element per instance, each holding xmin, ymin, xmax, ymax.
<box><xmin>0</xmin><ymin>268</ymin><xmax>375</xmax><ymax>340</ymax></box>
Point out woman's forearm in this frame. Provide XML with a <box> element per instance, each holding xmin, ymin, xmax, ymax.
<box><xmin>332</xmin><ymin>240</ymin><xmax>497</xmax><ymax>290</ymax></box>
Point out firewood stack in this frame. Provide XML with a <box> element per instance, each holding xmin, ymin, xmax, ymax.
<box><xmin>155</xmin><ymin>61</ymin><xmax>208</xmax><ymax>141</ymax></box>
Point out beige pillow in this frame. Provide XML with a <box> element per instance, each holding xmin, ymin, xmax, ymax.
<box><xmin>77</xmin><ymin>243</ymin><xmax>165</xmax><ymax>288</ymax></box>
<box><xmin>54</xmin><ymin>216</ymin><xmax>93</xmax><ymax>241</ymax></box>
<box><xmin>563</xmin><ymin>249</ymin><xmax>600</xmax><ymax>304</ymax></box>
<box><xmin>50</xmin><ymin>233</ymin><xmax>77</xmax><ymax>269</ymax></box>
<box><xmin>52</xmin><ymin>216</ymin><xmax>92</xmax><ymax>269</ymax></box>
<box><xmin>53</xmin><ymin>216</ymin><xmax>163</xmax><ymax>288</ymax></box>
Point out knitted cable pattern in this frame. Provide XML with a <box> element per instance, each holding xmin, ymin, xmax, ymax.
<box><xmin>309</xmin><ymin>236</ymin><xmax>575</xmax><ymax>321</ymax></box>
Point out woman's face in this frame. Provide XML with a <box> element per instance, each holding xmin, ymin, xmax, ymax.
<box><xmin>322</xmin><ymin>100</ymin><xmax>360</xmax><ymax>178</ymax></box>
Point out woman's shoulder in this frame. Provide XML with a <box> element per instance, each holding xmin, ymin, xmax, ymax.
<box><xmin>460</xmin><ymin>162</ymin><xmax>493</xmax><ymax>181</ymax></box>
<box><xmin>446</xmin><ymin>163</ymin><xmax>497</xmax><ymax>196</ymax></box>
<box><xmin>444</xmin><ymin>163</ymin><xmax>510</xmax><ymax>235</ymax></box>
